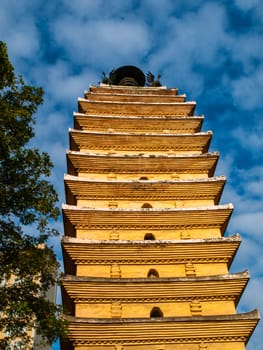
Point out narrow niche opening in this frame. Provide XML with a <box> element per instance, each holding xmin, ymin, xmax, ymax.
<box><xmin>141</xmin><ymin>203</ymin><xmax>152</xmax><ymax>209</ymax></box>
<box><xmin>150</xmin><ymin>307</ymin><xmax>163</xmax><ymax>318</ymax></box>
<box><xmin>144</xmin><ymin>233</ymin><xmax>155</xmax><ymax>240</ymax></box>
<box><xmin>139</xmin><ymin>176</ymin><xmax>149</xmax><ymax>180</ymax></box>
<box><xmin>147</xmin><ymin>269</ymin><xmax>159</xmax><ymax>278</ymax></box>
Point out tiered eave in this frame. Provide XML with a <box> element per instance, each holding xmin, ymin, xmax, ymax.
<box><xmin>61</xmin><ymin>70</ymin><xmax>259</xmax><ymax>350</ymax></box>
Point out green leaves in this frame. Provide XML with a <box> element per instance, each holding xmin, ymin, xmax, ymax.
<box><xmin>0</xmin><ymin>42</ymin><xmax>14</xmax><ymax>89</ymax></box>
<box><xmin>0</xmin><ymin>41</ymin><xmax>67</xmax><ymax>348</ymax></box>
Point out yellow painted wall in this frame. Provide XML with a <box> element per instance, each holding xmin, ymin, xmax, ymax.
<box><xmin>76</xmin><ymin>228</ymin><xmax>222</xmax><ymax>240</ymax></box>
<box><xmin>77</xmin><ymin>199</ymin><xmax>215</xmax><ymax>209</ymax></box>
<box><xmin>78</xmin><ymin>172</ymin><xmax>209</xmax><ymax>181</ymax></box>
<box><xmin>76</xmin><ymin>262</ymin><xmax>228</xmax><ymax>278</ymax></box>
<box><xmin>75</xmin><ymin>341</ymin><xmax>246</xmax><ymax>350</ymax></box>
<box><xmin>78</xmin><ymin>148</ymin><xmax>202</xmax><ymax>156</ymax></box>
<box><xmin>75</xmin><ymin>300</ymin><xmax>236</xmax><ymax>318</ymax></box>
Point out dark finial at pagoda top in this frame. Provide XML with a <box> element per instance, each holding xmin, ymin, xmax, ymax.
<box><xmin>101</xmin><ymin>66</ymin><xmax>162</xmax><ymax>87</ymax></box>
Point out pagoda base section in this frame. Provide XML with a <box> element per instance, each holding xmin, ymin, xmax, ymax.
<box><xmin>61</xmin><ymin>310</ymin><xmax>259</xmax><ymax>350</ymax></box>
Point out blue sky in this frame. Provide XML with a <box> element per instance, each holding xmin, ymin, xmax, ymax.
<box><xmin>1</xmin><ymin>0</ymin><xmax>262</xmax><ymax>349</ymax></box>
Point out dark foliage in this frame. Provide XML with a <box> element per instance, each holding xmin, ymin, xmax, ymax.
<box><xmin>0</xmin><ymin>41</ymin><xmax>67</xmax><ymax>349</ymax></box>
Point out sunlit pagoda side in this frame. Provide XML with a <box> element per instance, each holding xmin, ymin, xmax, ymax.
<box><xmin>61</xmin><ymin>66</ymin><xmax>259</xmax><ymax>350</ymax></box>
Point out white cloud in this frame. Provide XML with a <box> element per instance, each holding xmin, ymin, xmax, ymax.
<box><xmin>138</xmin><ymin>0</ymin><xmax>175</xmax><ymax>22</ymax></box>
<box><xmin>63</xmin><ymin>0</ymin><xmax>105</xmax><ymax>16</ymax></box>
<box><xmin>230</xmin><ymin>212</ymin><xmax>263</xmax><ymax>243</ymax></box>
<box><xmin>63</xmin><ymin>0</ymin><xmax>133</xmax><ymax>19</ymax></box>
<box><xmin>230</xmin><ymin>125</ymin><xmax>263</xmax><ymax>150</ymax></box>
<box><xmin>229</xmin><ymin>33</ymin><xmax>263</xmax><ymax>74</ymax></box>
<box><xmin>0</xmin><ymin>1</ymin><xmax>40</xmax><ymax>64</ymax></box>
<box><xmin>51</xmin><ymin>16</ymin><xmax>151</xmax><ymax>68</ymax></box>
<box><xmin>240</xmin><ymin>275</ymin><xmax>263</xmax><ymax>350</ymax></box>
<box><xmin>231</xmin><ymin>67</ymin><xmax>263</xmax><ymax>110</ymax></box>
<box><xmin>246</xmin><ymin>179</ymin><xmax>263</xmax><ymax>197</ymax></box>
<box><xmin>234</xmin><ymin>0</ymin><xmax>263</xmax><ymax>11</ymax></box>
<box><xmin>147</xmin><ymin>2</ymin><xmax>230</xmax><ymax>97</ymax></box>
<box><xmin>215</xmin><ymin>153</ymin><xmax>234</xmax><ymax>179</ymax></box>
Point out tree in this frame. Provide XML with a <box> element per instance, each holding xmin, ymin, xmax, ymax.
<box><xmin>0</xmin><ymin>41</ymin><xmax>67</xmax><ymax>349</ymax></box>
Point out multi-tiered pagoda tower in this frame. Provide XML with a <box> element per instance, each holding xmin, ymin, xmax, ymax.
<box><xmin>61</xmin><ymin>66</ymin><xmax>259</xmax><ymax>350</ymax></box>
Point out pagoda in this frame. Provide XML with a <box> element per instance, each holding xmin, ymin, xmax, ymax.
<box><xmin>61</xmin><ymin>66</ymin><xmax>259</xmax><ymax>350</ymax></box>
